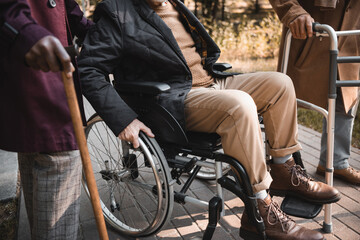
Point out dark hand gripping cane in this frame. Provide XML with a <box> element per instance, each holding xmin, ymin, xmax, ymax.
<box><xmin>63</xmin><ymin>45</ymin><xmax>109</xmax><ymax>240</ymax></box>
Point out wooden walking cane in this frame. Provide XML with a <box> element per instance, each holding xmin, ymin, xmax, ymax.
<box><xmin>61</xmin><ymin>46</ymin><xmax>109</xmax><ymax>240</ymax></box>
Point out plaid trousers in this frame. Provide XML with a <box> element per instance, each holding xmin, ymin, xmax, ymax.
<box><xmin>18</xmin><ymin>150</ymin><xmax>82</xmax><ymax>240</ymax></box>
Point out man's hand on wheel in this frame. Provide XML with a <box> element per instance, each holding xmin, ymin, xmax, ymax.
<box><xmin>118</xmin><ymin>119</ymin><xmax>155</xmax><ymax>148</ymax></box>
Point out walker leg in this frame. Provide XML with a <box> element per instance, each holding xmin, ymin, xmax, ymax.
<box><xmin>323</xmin><ymin>91</ymin><xmax>336</xmax><ymax>233</ymax></box>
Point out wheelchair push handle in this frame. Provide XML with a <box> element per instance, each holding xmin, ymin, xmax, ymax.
<box><xmin>64</xmin><ymin>36</ymin><xmax>80</xmax><ymax>59</ymax></box>
<box><xmin>64</xmin><ymin>44</ymin><xmax>79</xmax><ymax>59</ymax></box>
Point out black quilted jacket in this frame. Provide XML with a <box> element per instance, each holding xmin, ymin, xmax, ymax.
<box><xmin>78</xmin><ymin>0</ymin><xmax>234</xmax><ymax>135</ymax></box>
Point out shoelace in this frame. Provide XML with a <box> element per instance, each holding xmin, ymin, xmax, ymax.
<box><xmin>290</xmin><ymin>165</ymin><xmax>313</xmax><ymax>188</ymax></box>
<box><xmin>347</xmin><ymin>167</ymin><xmax>360</xmax><ymax>175</ymax></box>
<box><xmin>266</xmin><ymin>200</ymin><xmax>294</xmax><ymax>232</ymax></box>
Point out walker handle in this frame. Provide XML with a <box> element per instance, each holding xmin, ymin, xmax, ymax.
<box><xmin>312</xmin><ymin>22</ymin><xmax>321</xmax><ymax>32</ymax></box>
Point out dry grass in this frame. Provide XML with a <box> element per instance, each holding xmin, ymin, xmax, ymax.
<box><xmin>219</xmin><ymin>57</ymin><xmax>278</xmax><ymax>73</ymax></box>
<box><xmin>202</xmin><ymin>12</ymin><xmax>282</xmax><ymax>61</ymax></box>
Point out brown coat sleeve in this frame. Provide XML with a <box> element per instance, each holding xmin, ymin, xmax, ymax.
<box><xmin>269</xmin><ymin>0</ymin><xmax>309</xmax><ymax>27</ymax></box>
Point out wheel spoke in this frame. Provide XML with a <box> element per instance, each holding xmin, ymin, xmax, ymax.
<box><xmin>82</xmin><ymin>116</ymin><xmax>173</xmax><ymax>236</ymax></box>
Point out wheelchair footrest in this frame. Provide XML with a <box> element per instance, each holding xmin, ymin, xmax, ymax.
<box><xmin>203</xmin><ymin>197</ymin><xmax>222</xmax><ymax>240</ymax></box>
<box><xmin>281</xmin><ymin>195</ymin><xmax>322</xmax><ymax>219</ymax></box>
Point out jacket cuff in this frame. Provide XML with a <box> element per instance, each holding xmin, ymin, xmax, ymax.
<box><xmin>15</xmin><ymin>23</ymin><xmax>53</xmax><ymax>61</ymax></box>
<box><xmin>314</xmin><ymin>0</ymin><xmax>337</xmax><ymax>8</ymax></box>
<box><xmin>281</xmin><ymin>5</ymin><xmax>309</xmax><ymax>28</ymax></box>
<box><xmin>110</xmin><ymin>111</ymin><xmax>138</xmax><ymax>137</ymax></box>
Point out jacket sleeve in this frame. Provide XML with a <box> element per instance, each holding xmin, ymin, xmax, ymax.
<box><xmin>78</xmin><ymin>12</ymin><xmax>138</xmax><ymax>136</ymax></box>
<box><xmin>0</xmin><ymin>0</ymin><xmax>52</xmax><ymax>60</ymax></box>
<box><xmin>269</xmin><ymin>0</ymin><xmax>309</xmax><ymax>27</ymax></box>
<box><xmin>65</xmin><ymin>0</ymin><xmax>94</xmax><ymax>43</ymax></box>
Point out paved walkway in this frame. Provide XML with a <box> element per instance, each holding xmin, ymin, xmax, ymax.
<box><xmin>15</xmin><ymin>124</ymin><xmax>360</xmax><ymax>240</ymax></box>
<box><xmin>0</xmin><ymin>150</ymin><xmax>18</xmax><ymax>203</ymax></box>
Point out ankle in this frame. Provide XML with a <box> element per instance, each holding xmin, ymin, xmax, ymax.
<box><xmin>272</xmin><ymin>154</ymin><xmax>292</xmax><ymax>164</ymax></box>
<box><xmin>254</xmin><ymin>190</ymin><xmax>268</xmax><ymax>200</ymax></box>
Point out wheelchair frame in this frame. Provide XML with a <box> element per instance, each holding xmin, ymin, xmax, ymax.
<box><xmin>82</xmin><ymin>64</ymin><xmax>267</xmax><ymax>239</ymax></box>
<box><xmin>280</xmin><ymin>23</ymin><xmax>360</xmax><ymax>233</ymax></box>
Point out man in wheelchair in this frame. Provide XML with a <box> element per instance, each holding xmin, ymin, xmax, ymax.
<box><xmin>78</xmin><ymin>0</ymin><xmax>340</xmax><ymax>239</ymax></box>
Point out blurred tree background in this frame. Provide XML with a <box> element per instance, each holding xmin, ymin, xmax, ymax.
<box><xmin>76</xmin><ymin>0</ymin><xmax>359</xmax><ymax>148</ymax></box>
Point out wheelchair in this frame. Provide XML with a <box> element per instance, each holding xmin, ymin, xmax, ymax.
<box><xmin>81</xmin><ymin>64</ymin><xmax>313</xmax><ymax>239</ymax></box>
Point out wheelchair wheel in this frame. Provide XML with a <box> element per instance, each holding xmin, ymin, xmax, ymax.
<box><xmin>83</xmin><ymin>114</ymin><xmax>174</xmax><ymax>237</ymax></box>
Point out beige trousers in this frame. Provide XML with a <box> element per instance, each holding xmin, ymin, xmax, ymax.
<box><xmin>184</xmin><ymin>72</ymin><xmax>301</xmax><ymax>192</ymax></box>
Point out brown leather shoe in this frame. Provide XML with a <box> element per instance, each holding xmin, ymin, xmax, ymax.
<box><xmin>269</xmin><ymin>158</ymin><xmax>341</xmax><ymax>204</ymax></box>
<box><xmin>317</xmin><ymin>165</ymin><xmax>360</xmax><ymax>185</ymax></box>
<box><xmin>240</xmin><ymin>195</ymin><xmax>324</xmax><ymax>240</ymax></box>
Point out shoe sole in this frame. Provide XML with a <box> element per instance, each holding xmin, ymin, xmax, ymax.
<box><xmin>269</xmin><ymin>189</ymin><xmax>341</xmax><ymax>204</ymax></box>
<box><xmin>240</xmin><ymin>227</ymin><xmax>325</xmax><ymax>240</ymax></box>
<box><xmin>239</xmin><ymin>227</ymin><xmax>267</xmax><ymax>240</ymax></box>
<box><xmin>317</xmin><ymin>169</ymin><xmax>360</xmax><ymax>186</ymax></box>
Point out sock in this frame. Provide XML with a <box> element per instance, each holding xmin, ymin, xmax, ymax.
<box><xmin>273</xmin><ymin>154</ymin><xmax>292</xmax><ymax>164</ymax></box>
<box><xmin>255</xmin><ymin>190</ymin><xmax>268</xmax><ymax>200</ymax></box>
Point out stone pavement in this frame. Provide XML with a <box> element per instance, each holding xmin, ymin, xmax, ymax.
<box><xmin>13</xmin><ymin>124</ymin><xmax>360</xmax><ymax>240</ymax></box>
<box><xmin>0</xmin><ymin>150</ymin><xmax>19</xmax><ymax>240</ymax></box>
<box><xmin>0</xmin><ymin>150</ymin><xmax>18</xmax><ymax>203</ymax></box>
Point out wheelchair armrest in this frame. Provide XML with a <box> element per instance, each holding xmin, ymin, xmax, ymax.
<box><xmin>213</xmin><ymin>63</ymin><xmax>232</xmax><ymax>72</ymax></box>
<box><xmin>114</xmin><ymin>81</ymin><xmax>171</xmax><ymax>95</ymax></box>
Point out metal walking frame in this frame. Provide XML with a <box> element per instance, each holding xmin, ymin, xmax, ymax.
<box><xmin>280</xmin><ymin>23</ymin><xmax>360</xmax><ymax>233</ymax></box>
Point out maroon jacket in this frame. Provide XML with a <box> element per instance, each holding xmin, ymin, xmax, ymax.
<box><xmin>0</xmin><ymin>0</ymin><xmax>93</xmax><ymax>152</ymax></box>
